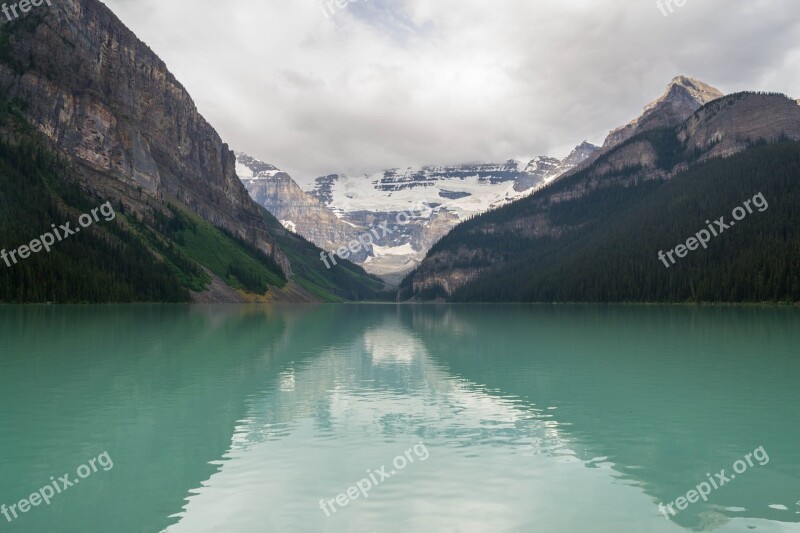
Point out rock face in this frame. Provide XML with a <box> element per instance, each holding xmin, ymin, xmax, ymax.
<box><xmin>602</xmin><ymin>76</ymin><xmax>724</xmax><ymax>151</ymax></box>
<box><xmin>560</xmin><ymin>76</ymin><xmax>724</xmax><ymax>181</ymax></box>
<box><xmin>546</xmin><ymin>141</ymin><xmax>599</xmax><ymax>180</ymax></box>
<box><xmin>0</xmin><ymin>0</ymin><xmax>289</xmax><ymax>272</ymax></box>
<box><xmin>521</xmin><ymin>156</ymin><xmax>560</xmax><ymax>191</ymax></box>
<box><xmin>678</xmin><ymin>92</ymin><xmax>800</xmax><ymax>160</ymax></box>
<box><xmin>236</xmin><ymin>152</ymin><xmax>371</xmax><ymax>262</ymax></box>
<box><xmin>518</xmin><ymin>142</ymin><xmax>599</xmax><ymax>192</ymax></box>
<box><xmin>581</xmin><ymin>93</ymin><xmax>800</xmax><ymax>186</ymax></box>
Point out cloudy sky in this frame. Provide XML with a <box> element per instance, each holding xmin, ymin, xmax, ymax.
<box><xmin>104</xmin><ymin>0</ymin><xmax>800</xmax><ymax>185</ymax></box>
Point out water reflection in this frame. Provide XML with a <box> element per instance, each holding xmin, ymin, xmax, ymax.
<box><xmin>1</xmin><ymin>304</ymin><xmax>798</xmax><ymax>533</ymax></box>
<box><xmin>169</xmin><ymin>305</ymin><xmax>800</xmax><ymax>532</ymax></box>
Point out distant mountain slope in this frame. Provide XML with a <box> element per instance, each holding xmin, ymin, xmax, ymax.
<box><xmin>236</xmin><ymin>152</ymin><xmax>371</xmax><ymax>262</ymax></box>
<box><xmin>519</xmin><ymin>156</ymin><xmax>560</xmax><ymax>191</ymax></box>
<box><xmin>309</xmin><ymin>161</ymin><xmax>534</xmax><ymax>217</ymax></box>
<box><xmin>401</xmin><ymin>89</ymin><xmax>800</xmax><ymax>303</ymax></box>
<box><xmin>239</xmin><ymin>155</ymin><xmax>561</xmax><ymax>282</ymax></box>
<box><xmin>542</xmin><ymin>141</ymin><xmax>599</xmax><ymax>182</ymax></box>
<box><xmin>521</xmin><ymin>142</ymin><xmax>599</xmax><ymax>191</ymax></box>
<box><xmin>257</xmin><ymin>206</ymin><xmax>387</xmax><ymax>302</ymax></box>
<box><xmin>448</xmin><ymin>142</ymin><xmax>800</xmax><ymax>303</ymax></box>
<box><xmin>0</xmin><ymin>0</ymin><xmax>385</xmax><ymax>302</ymax></box>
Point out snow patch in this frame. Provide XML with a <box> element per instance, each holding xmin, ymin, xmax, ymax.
<box><xmin>371</xmin><ymin>243</ymin><xmax>417</xmax><ymax>257</ymax></box>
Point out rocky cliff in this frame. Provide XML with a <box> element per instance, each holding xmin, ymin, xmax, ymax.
<box><xmin>534</xmin><ymin>141</ymin><xmax>599</xmax><ymax>184</ymax></box>
<box><xmin>679</xmin><ymin>92</ymin><xmax>800</xmax><ymax>160</ymax></box>
<box><xmin>236</xmin><ymin>152</ymin><xmax>371</xmax><ymax>261</ymax></box>
<box><xmin>580</xmin><ymin>92</ymin><xmax>800</xmax><ymax>187</ymax></box>
<box><xmin>0</xmin><ymin>0</ymin><xmax>290</xmax><ymax>273</ymax></box>
<box><xmin>602</xmin><ymin>76</ymin><xmax>724</xmax><ymax>151</ymax></box>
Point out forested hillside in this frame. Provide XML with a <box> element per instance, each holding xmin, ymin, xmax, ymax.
<box><xmin>0</xmin><ymin>119</ymin><xmax>191</xmax><ymax>302</ymax></box>
<box><xmin>401</xmin><ymin>141</ymin><xmax>800</xmax><ymax>303</ymax></box>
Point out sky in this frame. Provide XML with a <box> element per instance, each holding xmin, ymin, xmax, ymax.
<box><xmin>103</xmin><ymin>0</ymin><xmax>800</xmax><ymax>186</ymax></box>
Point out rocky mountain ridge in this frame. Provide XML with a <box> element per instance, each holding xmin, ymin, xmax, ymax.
<box><xmin>563</xmin><ymin>76</ymin><xmax>725</xmax><ymax>181</ymax></box>
<box><xmin>603</xmin><ymin>76</ymin><xmax>724</xmax><ymax>151</ymax></box>
<box><xmin>236</xmin><ymin>152</ymin><xmax>372</xmax><ymax>262</ymax></box>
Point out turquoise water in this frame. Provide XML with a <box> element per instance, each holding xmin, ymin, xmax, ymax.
<box><xmin>0</xmin><ymin>304</ymin><xmax>798</xmax><ymax>532</ymax></box>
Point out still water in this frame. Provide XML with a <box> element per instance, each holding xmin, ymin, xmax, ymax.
<box><xmin>0</xmin><ymin>304</ymin><xmax>798</xmax><ymax>532</ymax></box>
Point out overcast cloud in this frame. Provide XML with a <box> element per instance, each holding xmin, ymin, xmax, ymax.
<box><xmin>103</xmin><ymin>0</ymin><xmax>800</xmax><ymax>185</ymax></box>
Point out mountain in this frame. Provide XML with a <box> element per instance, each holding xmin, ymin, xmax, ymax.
<box><xmin>520</xmin><ymin>156</ymin><xmax>560</xmax><ymax>190</ymax></box>
<box><xmin>237</xmin><ymin>146</ymin><xmax>601</xmax><ymax>284</ymax></box>
<box><xmin>400</xmin><ymin>86</ymin><xmax>800</xmax><ymax>303</ymax></box>
<box><xmin>0</xmin><ymin>0</ymin><xmax>384</xmax><ymax>302</ymax></box>
<box><xmin>562</xmin><ymin>76</ymin><xmax>724</xmax><ymax>179</ymax></box>
<box><xmin>518</xmin><ymin>142</ymin><xmax>599</xmax><ymax>191</ymax></box>
<box><xmin>307</xmin><ymin>161</ymin><xmax>545</xmax><ymax>282</ymax></box>
<box><xmin>291</xmin><ymin>150</ymin><xmax>597</xmax><ymax>283</ymax></box>
<box><xmin>239</xmin><ymin>156</ymin><xmax>553</xmax><ymax>283</ymax></box>
<box><xmin>536</xmin><ymin>141</ymin><xmax>599</xmax><ymax>183</ymax></box>
<box><xmin>235</xmin><ymin>152</ymin><xmax>371</xmax><ymax>262</ymax></box>
<box><xmin>0</xmin><ymin>0</ymin><xmax>287</xmax><ymax>268</ymax></box>
<box><xmin>602</xmin><ymin>76</ymin><xmax>724</xmax><ymax>151</ymax></box>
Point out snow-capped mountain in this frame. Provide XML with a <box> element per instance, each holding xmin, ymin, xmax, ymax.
<box><xmin>520</xmin><ymin>156</ymin><xmax>560</xmax><ymax>190</ymax></box>
<box><xmin>519</xmin><ymin>142</ymin><xmax>600</xmax><ymax>191</ymax></box>
<box><xmin>236</xmin><ymin>152</ymin><xmax>372</xmax><ymax>262</ymax></box>
<box><xmin>237</xmin><ymin>145</ymin><xmax>598</xmax><ymax>283</ymax></box>
<box><xmin>548</xmin><ymin>141</ymin><xmax>599</xmax><ymax>178</ymax></box>
<box><xmin>310</xmin><ymin>160</ymin><xmax>538</xmax><ymax>220</ymax></box>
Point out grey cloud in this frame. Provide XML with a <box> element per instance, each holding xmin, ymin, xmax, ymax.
<box><xmin>104</xmin><ymin>0</ymin><xmax>800</xmax><ymax>185</ymax></box>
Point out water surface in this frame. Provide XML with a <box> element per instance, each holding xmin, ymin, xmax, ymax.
<box><xmin>0</xmin><ymin>304</ymin><xmax>798</xmax><ymax>532</ymax></box>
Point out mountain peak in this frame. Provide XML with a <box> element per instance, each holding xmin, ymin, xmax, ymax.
<box><xmin>660</xmin><ymin>75</ymin><xmax>724</xmax><ymax>105</ymax></box>
<box><xmin>669</xmin><ymin>74</ymin><xmax>709</xmax><ymax>88</ymax></box>
<box><xmin>602</xmin><ymin>76</ymin><xmax>724</xmax><ymax>151</ymax></box>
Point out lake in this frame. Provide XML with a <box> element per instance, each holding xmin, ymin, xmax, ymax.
<box><xmin>0</xmin><ymin>304</ymin><xmax>798</xmax><ymax>532</ymax></box>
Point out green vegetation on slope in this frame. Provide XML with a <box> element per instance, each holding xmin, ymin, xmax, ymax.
<box><xmin>145</xmin><ymin>202</ymin><xmax>287</xmax><ymax>294</ymax></box>
<box><xmin>259</xmin><ymin>207</ymin><xmax>389</xmax><ymax>302</ymax></box>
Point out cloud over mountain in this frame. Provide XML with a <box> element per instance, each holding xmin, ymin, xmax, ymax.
<box><xmin>104</xmin><ymin>0</ymin><xmax>800</xmax><ymax>184</ymax></box>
